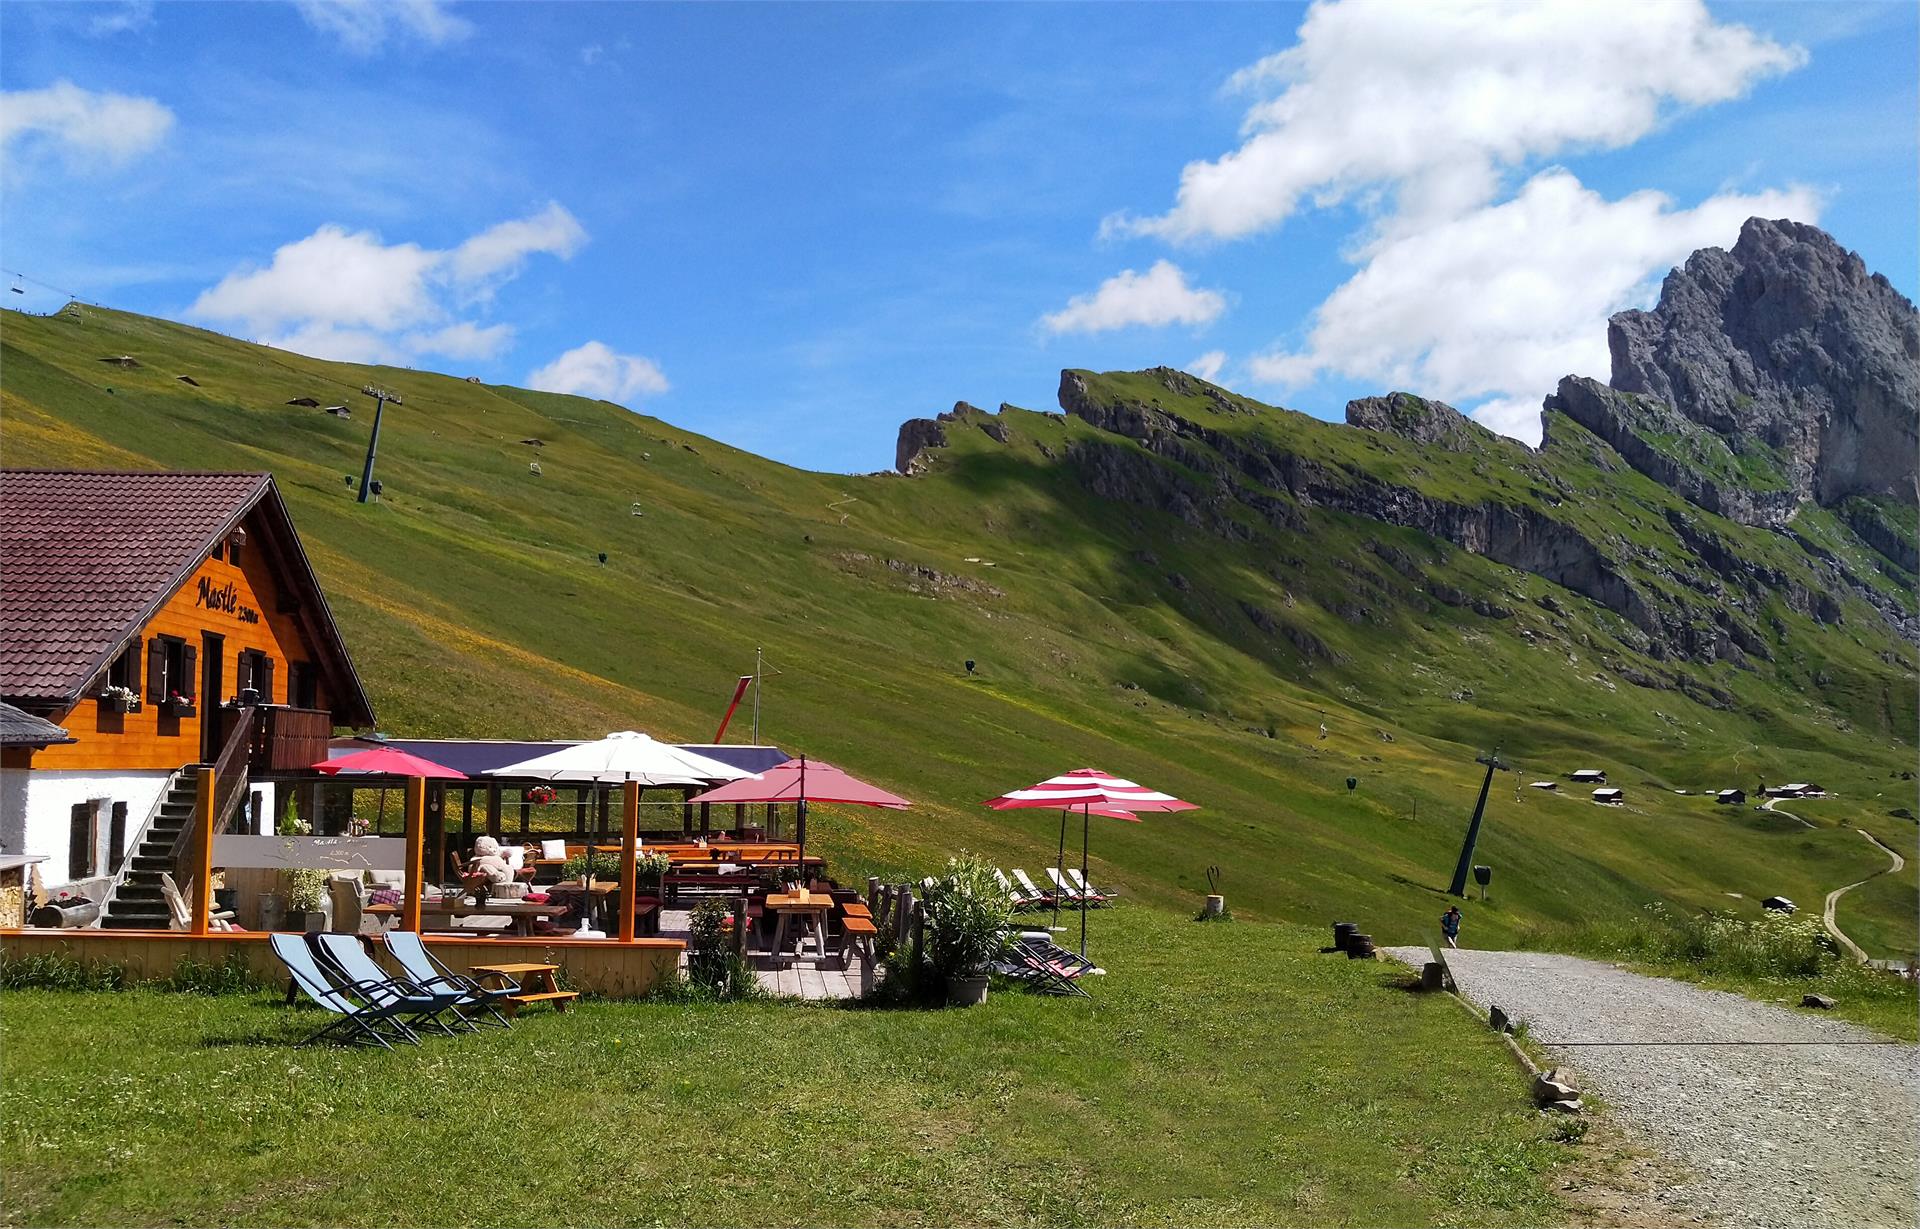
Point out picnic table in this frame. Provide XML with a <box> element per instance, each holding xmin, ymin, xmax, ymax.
<box><xmin>765</xmin><ymin>891</ymin><xmax>835</xmax><ymax>967</ymax></box>
<box><xmin>470</xmin><ymin>962</ymin><xmax>576</xmax><ymax>1015</ymax></box>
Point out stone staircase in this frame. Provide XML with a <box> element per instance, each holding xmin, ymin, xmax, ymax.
<box><xmin>101</xmin><ymin>768</ymin><xmax>206</xmax><ymax>930</ymax></box>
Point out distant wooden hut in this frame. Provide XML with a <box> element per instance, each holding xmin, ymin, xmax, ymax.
<box><xmin>1716</xmin><ymin>789</ymin><xmax>1745</xmax><ymax>805</ymax></box>
<box><xmin>1528</xmin><ymin>780</ymin><xmax>1558</xmax><ymax>791</ymax></box>
<box><xmin>1591</xmin><ymin>787</ymin><xmax>1624</xmax><ymax>805</ymax></box>
<box><xmin>1570</xmin><ymin>768</ymin><xmax>1607</xmax><ymax>784</ymax></box>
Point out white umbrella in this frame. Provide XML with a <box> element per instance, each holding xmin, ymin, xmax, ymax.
<box><xmin>486</xmin><ymin>731</ymin><xmax>751</xmax><ymax>785</ymax></box>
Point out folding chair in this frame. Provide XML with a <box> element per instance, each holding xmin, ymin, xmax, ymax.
<box><xmin>315</xmin><ymin>934</ymin><xmax>470</xmax><ymax>1037</ymax></box>
<box><xmin>993</xmin><ymin>930</ymin><xmax>1093</xmax><ymax>998</ymax></box>
<box><xmin>1047</xmin><ymin>867</ymin><xmax>1100</xmax><ymax>907</ymax></box>
<box><xmin>1068</xmin><ymin>868</ymin><xmax>1117</xmax><ymax>903</ymax></box>
<box><xmin>270</xmin><ymin>933</ymin><xmax>425</xmax><ymax>1049</ymax></box>
<box><xmin>384</xmin><ymin>930</ymin><xmax>518</xmax><ymax>1029</ymax></box>
<box><xmin>1010</xmin><ymin>869</ymin><xmax>1055</xmax><ymax>907</ymax></box>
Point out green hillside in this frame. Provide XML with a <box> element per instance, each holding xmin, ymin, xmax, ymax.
<box><xmin>3</xmin><ymin>303</ymin><xmax>1913</xmax><ymax>958</ymax></box>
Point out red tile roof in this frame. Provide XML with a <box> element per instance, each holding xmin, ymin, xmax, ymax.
<box><xmin>0</xmin><ymin>470</ymin><xmax>374</xmax><ymax>727</ymax></box>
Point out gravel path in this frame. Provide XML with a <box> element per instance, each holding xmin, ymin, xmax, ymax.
<box><xmin>1823</xmin><ymin>829</ymin><xmax>1906</xmax><ymax>964</ymax></box>
<box><xmin>1385</xmin><ymin>947</ymin><xmax>1919</xmax><ymax>1228</ymax></box>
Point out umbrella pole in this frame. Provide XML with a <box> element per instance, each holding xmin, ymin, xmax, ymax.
<box><xmin>1053</xmin><ymin>808</ymin><xmax>1067</xmax><ymax>932</ymax></box>
<box><xmin>1079</xmin><ymin>802</ymin><xmax>1090</xmax><ymax>958</ymax></box>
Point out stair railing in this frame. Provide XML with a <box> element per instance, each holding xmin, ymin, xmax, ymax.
<box><xmin>168</xmin><ymin>706</ymin><xmax>259</xmax><ymax>888</ymax></box>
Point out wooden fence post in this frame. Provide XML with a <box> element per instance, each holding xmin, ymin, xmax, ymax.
<box><xmin>402</xmin><ymin>776</ymin><xmax>425</xmax><ymax>932</ymax></box>
<box><xmin>910</xmin><ymin>895</ymin><xmax>925</xmax><ymax>973</ymax></box>
<box><xmin>190</xmin><ymin>767</ymin><xmax>215</xmax><ymax>935</ymax></box>
<box><xmin>618</xmin><ymin>781</ymin><xmax>639</xmax><ymax>942</ymax></box>
<box><xmin>732</xmin><ymin>895</ymin><xmax>748</xmax><ymax>956</ymax></box>
<box><xmin>866</xmin><ymin>875</ymin><xmax>879</xmax><ymax>915</ymax></box>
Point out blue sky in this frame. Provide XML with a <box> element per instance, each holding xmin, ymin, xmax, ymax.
<box><xmin>2</xmin><ymin>1</ymin><xmax>1913</xmax><ymax>472</ymax></box>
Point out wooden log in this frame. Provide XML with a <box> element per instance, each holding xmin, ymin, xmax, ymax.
<box><xmin>732</xmin><ymin>895</ymin><xmax>748</xmax><ymax>956</ymax></box>
<box><xmin>866</xmin><ymin>875</ymin><xmax>879</xmax><ymax>914</ymax></box>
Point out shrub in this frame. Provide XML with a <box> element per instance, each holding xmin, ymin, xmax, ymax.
<box><xmin>922</xmin><ymin>852</ymin><xmax>1013</xmax><ymax>980</ymax></box>
<box><xmin>1519</xmin><ymin>902</ymin><xmax>1838</xmax><ymax>979</ymax></box>
<box><xmin>684</xmin><ymin>898</ymin><xmax>760</xmax><ymax>1001</ymax></box>
<box><xmin>560</xmin><ymin>849</ymin><xmax>622</xmax><ymax>881</ymax></box>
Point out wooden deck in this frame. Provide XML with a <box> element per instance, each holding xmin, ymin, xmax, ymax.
<box><xmin>656</xmin><ymin>908</ymin><xmax>872</xmax><ymax>1001</ymax></box>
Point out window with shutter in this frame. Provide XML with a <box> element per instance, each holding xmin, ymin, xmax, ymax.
<box><xmin>146</xmin><ymin>638</ymin><xmax>167</xmax><ymax>703</ymax></box>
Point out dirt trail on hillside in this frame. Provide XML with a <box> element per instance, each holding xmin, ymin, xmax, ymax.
<box><xmin>1385</xmin><ymin>947</ymin><xmax>1918</xmax><ymax>1228</ymax></box>
<box><xmin>1822</xmin><ymin>829</ymin><xmax>1906</xmax><ymax>963</ymax></box>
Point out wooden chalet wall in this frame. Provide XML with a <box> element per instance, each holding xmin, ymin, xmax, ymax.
<box><xmin>29</xmin><ymin>506</ymin><xmax>331</xmax><ymax>773</ymax></box>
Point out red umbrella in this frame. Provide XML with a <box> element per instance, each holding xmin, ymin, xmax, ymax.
<box><xmin>984</xmin><ymin>769</ymin><xmax>1197</xmax><ymax>956</ymax></box>
<box><xmin>689</xmin><ymin>756</ymin><xmax>910</xmax><ymax>866</ymax></box>
<box><xmin>314</xmin><ymin>747</ymin><xmax>467</xmax><ymax>779</ymax></box>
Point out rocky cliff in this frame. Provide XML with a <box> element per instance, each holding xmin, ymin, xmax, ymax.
<box><xmin>1605</xmin><ymin>217</ymin><xmax>1918</xmax><ymax>513</ymax></box>
<box><xmin>894</xmin><ymin>219</ymin><xmax>1917</xmax><ymax>686</ymax></box>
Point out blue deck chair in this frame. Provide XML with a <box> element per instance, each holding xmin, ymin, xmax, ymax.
<box><xmin>315</xmin><ymin>934</ymin><xmax>470</xmax><ymax>1037</ymax></box>
<box><xmin>270</xmin><ymin>933</ymin><xmax>425</xmax><ymax>1049</ymax></box>
<box><xmin>384</xmin><ymin>931</ymin><xmax>519</xmax><ymax>1029</ymax></box>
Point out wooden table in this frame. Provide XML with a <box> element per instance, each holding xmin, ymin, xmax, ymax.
<box><xmin>765</xmin><ymin>892</ymin><xmax>835</xmax><ymax>967</ymax></box>
<box><xmin>367</xmin><ymin>899</ymin><xmax>567</xmax><ymax>936</ymax></box>
<box><xmin>470</xmin><ymin>962</ymin><xmax>577</xmax><ymax>1016</ymax></box>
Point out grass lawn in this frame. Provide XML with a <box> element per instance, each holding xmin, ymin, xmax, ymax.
<box><xmin>2</xmin><ymin>909</ymin><xmax>1587</xmax><ymax>1228</ymax></box>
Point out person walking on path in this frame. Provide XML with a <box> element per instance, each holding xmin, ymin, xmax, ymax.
<box><xmin>1441</xmin><ymin>905</ymin><xmax>1462</xmax><ymax>949</ymax></box>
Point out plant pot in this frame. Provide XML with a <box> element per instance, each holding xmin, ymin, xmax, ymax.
<box><xmin>292</xmin><ymin>910</ymin><xmax>326</xmax><ymax>933</ymax></box>
<box><xmin>99</xmin><ymin>694</ymin><xmax>138</xmax><ymax>715</ymax></box>
<box><xmin>259</xmin><ymin>893</ymin><xmax>285</xmax><ymax>932</ymax></box>
<box><xmin>945</xmin><ymin>973</ymin><xmax>990</xmax><ymax>1007</ymax></box>
<box><xmin>31</xmin><ymin>899</ymin><xmax>100</xmax><ymax>929</ymax></box>
<box><xmin>163</xmin><ymin>699</ymin><xmax>196</xmax><ymax>719</ymax></box>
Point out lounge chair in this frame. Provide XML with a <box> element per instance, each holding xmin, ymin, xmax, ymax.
<box><xmin>994</xmin><ymin>868</ymin><xmax>1046</xmax><ymax>910</ymax></box>
<box><xmin>314</xmin><ymin>934</ymin><xmax>470</xmax><ymax>1037</ymax></box>
<box><xmin>991</xmin><ymin>930</ymin><xmax>1094</xmax><ymax>998</ymax></box>
<box><xmin>1009</xmin><ymin>869</ymin><xmax>1054</xmax><ymax>906</ymax></box>
<box><xmin>159</xmin><ymin>872</ymin><xmax>236</xmax><ymax>931</ymax></box>
<box><xmin>1046</xmin><ymin>867</ymin><xmax>1100</xmax><ymax>906</ymax></box>
<box><xmin>1067</xmin><ymin>868</ymin><xmax>1117</xmax><ymax>903</ymax></box>
<box><xmin>384</xmin><ymin>931</ymin><xmax>518</xmax><ymax>1029</ymax></box>
<box><xmin>270</xmin><ymin>933</ymin><xmax>428</xmax><ymax>1049</ymax></box>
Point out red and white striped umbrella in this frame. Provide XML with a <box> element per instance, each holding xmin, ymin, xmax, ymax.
<box><xmin>982</xmin><ymin>768</ymin><xmax>1197</xmax><ymax>817</ymax></box>
<box><xmin>984</xmin><ymin>769</ymin><xmax>1197</xmax><ymax>959</ymax></box>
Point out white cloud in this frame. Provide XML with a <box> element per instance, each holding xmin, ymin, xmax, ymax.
<box><xmin>88</xmin><ymin>2</ymin><xmax>154</xmax><ymax>36</ymax></box>
<box><xmin>1246</xmin><ymin>170</ymin><xmax>1821</xmax><ymax>443</ymax></box>
<box><xmin>527</xmin><ymin>341</ymin><xmax>670</xmax><ymax>405</ymax></box>
<box><xmin>0</xmin><ymin>80</ymin><xmax>174</xmax><ymax>166</ymax></box>
<box><xmin>294</xmin><ymin>0</ymin><xmax>471</xmax><ymax>54</ymax></box>
<box><xmin>1042</xmin><ymin>260</ymin><xmax>1226</xmax><ymax>334</ymax></box>
<box><xmin>189</xmin><ymin>204</ymin><xmax>584</xmax><ymax>366</ymax></box>
<box><xmin>406</xmin><ymin>321</ymin><xmax>515</xmax><ymax>360</ymax></box>
<box><xmin>1109</xmin><ymin>0</ymin><xmax>1804</xmax><ymax>243</ymax></box>
<box><xmin>1187</xmin><ymin>350</ymin><xmax>1227</xmax><ymax>382</ymax></box>
<box><xmin>445</xmin><ymin>202</ymin><xmax>587</xmax><ymax>291</ymax></box>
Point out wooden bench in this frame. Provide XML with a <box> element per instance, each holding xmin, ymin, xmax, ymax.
<box><xmin>840</xmin><ymin>914</ymin><xmax>879</xmax><ymax>970</ymax></box>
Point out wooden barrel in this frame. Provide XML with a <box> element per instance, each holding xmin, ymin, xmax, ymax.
<box><xmin>1332</xmin><ymin>922</ymin><xmax>1359</xmax><ymax>951</ymax></box>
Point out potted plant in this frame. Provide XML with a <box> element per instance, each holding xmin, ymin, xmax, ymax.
<box><xmin>924</xmin><ymin>852</ymin><xmax>1013</xmax><ymax>1006</ymax></box>
<box><xmin>98</xmin><ymin>684</ymin><xmax>140</xmax><ymax>714</ymax></box>
<box><xmin>281</xmin><ymin>868</ymin><xmax>329</xmax><ymax>932</ymax></box>
<box><xmin>636</xmin><ymin>850</ymin><xmax>672</xmax><ymax>891</ymax></box>
<box><xmin>162</xmin><ymin>689</ymin><xmax>196</xmax><ymax>719</ymax></box>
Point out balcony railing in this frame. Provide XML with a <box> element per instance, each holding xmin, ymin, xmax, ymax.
<box><xmin>248</xmin><ymin>705</ymin><xmax>335</xmax><ymax>773</ymax></box>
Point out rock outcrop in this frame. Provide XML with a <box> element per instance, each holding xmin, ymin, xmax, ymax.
<box><xmin>1345</xmin><ymin>392</ymin><xmax>1493</xmax><ymax>450</ymax></box>
<box><xmin>1607</xmin><ymin>217</ymin><xmax>1919</xmax><ymax>511</ymax></box>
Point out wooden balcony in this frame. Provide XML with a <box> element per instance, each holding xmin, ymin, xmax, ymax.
<box><xmin>246</xmin><ymin>705</ymin><xmax>334</xmax><ymax>773</ymax></box>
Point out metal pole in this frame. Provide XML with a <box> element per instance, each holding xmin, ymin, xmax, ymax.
<box><xmin>357</xmin><ymin>392</ymin><xmax>387</xmax><ymax>503</ymax></box>
<box><xmin>1448</xmin><ymin>749</ymin><xmax>1500</xmax><ymax>897</ymax></box>
<box><xmin>751</xmin><ymin>646</ymin><xmax>762</xmax><ymax>743</ymax></box>
<box><xmin>1079</xmin><ymin>802</ymin><xmax>1090</xmax><ymax>958</ymax></box>
<box><xmin>1053</xmin><ymin>808</ymin><xmax>1067</xmax><ymax>932</ymax></box>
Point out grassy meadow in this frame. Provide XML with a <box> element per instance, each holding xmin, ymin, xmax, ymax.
<box><xmin>1</xmin><ymin>911</ymin><xmax>1601</xmax><ymax>1228</ymax></box>
<box><xmin>1</xmin><ymin>304</ymin><xmax>1913</xmax><ymax>958</ymax></box>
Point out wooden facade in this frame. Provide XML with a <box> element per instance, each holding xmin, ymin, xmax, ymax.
<box><xmin>0</xmin><ymin>928</ymin><xmax>685</xmax><ymax>999</ymax></box>
<box><xmin>27</xmin><ymin>511</ymin><xmax>334</xmax><ymax>775</ymax></box>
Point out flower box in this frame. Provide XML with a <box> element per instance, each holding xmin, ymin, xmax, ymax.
<box><xmin>162</xmin><ymin>697</ymin><xmax>197</xmax><ymax>719</ymax></box>
<box><xmin>98</xmin><ymin>692</ymin><xmax>141</xmax><ymax>715</ymax></box>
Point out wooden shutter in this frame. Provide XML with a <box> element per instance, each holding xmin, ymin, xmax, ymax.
<box><xmin>107</xmin><ymin>803</ymin><xmax>128</xmax><ymax>875</ymax></box>
<box><xmin>180</xmin><ymin>643</ymin><xmax>198</xmax><ymax>699</ymax></box>
<box><xmin>146</xmin><ymin>638</ymin><xmax>166</xmax><ymax>702</ymax></box>
<box><xmin>259</xmin><ymin>656</ymin><xmax>276</xmax><ymax>704</ymax></box>
<box><xmin>125</xmin><ymin>636</ymin><xmax>143</xmax><ymax>689</ymax></box>
<box><xmin>68</xmin><ymin>803</ymin><xmax>97</xmax><ymax>879</ymax></box>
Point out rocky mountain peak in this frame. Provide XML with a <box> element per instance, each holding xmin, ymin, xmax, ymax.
<box><xmin>1605</xmin><ymin>216</ymin><xmax>1918</xmax><ymax>509</ymax></box>
<box><xmin>1344</xmin><ymin>392</ymin><xmax>1494</xmax><ymax>450</ymax></box>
